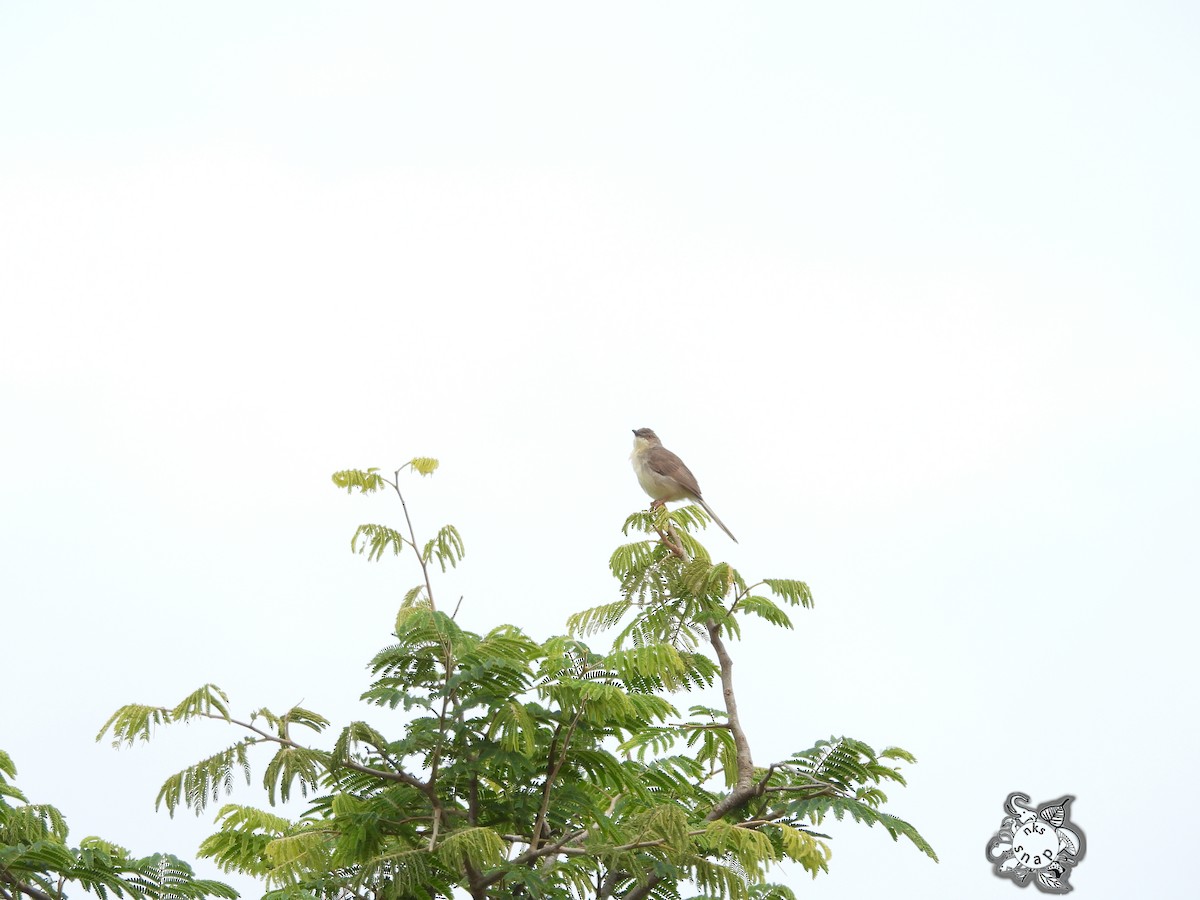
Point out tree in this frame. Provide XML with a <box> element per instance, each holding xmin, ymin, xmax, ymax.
<box><xmin>98</xmin><ymin>459</ymin><xmax>936</xmax><ymax>899</ymax></box>
<box><xmin>0</xmin><ymin>750</ymin><xmax>236</xmax><ymax>900</ymax></box>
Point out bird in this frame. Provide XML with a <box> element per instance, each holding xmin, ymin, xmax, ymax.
<box><xmin>630</xmin><ymin>428</ymin><xmax>737</xmax><ymax>542</ymax></box>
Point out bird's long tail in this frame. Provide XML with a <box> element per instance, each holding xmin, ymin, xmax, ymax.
<box><xmin>697</xmin><ymin>498</ymin><xmax>738</xmax><ymax>543</ymax></box>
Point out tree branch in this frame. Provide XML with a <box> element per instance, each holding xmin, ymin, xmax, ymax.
<box><xmin>623</xmin><ymin>874</ymin><xmax>664</xmax><ymax>900</ymax></box>
<box><xmin>531</xmin><ymin>703</ymin><xmax>586</xmax><ymax>853</ymax></box>
<box><xmin>425</xmin><ymin>643</ymin><xmax>457</xmax><ymax>849</ymax></box>
<box><xmin>597</xmin><ymin>869</ymin><xmax>627</xmax><ymax>900</ymax></box>
<box><xmin>474</xmin><ymin>827</ymin><xmax>589</xmax><ymax>891</ymax></box>
<box><xmin>462</xmin><ymin>860</ymin><xmax>487</xmax><ymax>900</ymax></box>
<box><xmin>194</xmin><ymin>711</ymin><xmax>435</xmax><ymax>799</ymax></box>
<box><xmin>650</xmin><ymin>520</ymin><xmax>760</xmax><ymax>821</ymax></box>
<box><xmin>703</xmin><ymin>620</ymin><xmax>756</xmax><ymax>821</ymax></box>
<box><xmin>0</xmin><ymin>870</ymin><xmax>53</xmax><ymax>900</ymax></box>
<box><xmin>389</xmin><ymin>471</ymin><xmax>437</xmax><ymax>613</ymax></box>
<box><xmin>468</xmin><ymin>772</ymin><xmax>480</xmax><ymax>826</ymax></box>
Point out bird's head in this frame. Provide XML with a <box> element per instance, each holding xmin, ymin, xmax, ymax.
<box><xmin>632</xmin><ymin>428</ymin><xmax>661</xmax><ymax>450</ymax></box>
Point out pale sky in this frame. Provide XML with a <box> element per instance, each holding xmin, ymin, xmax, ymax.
<box><xmin>2</xmin><ymin>4</ymin><xmax>1198</xmax><ymax>899</ymax></box>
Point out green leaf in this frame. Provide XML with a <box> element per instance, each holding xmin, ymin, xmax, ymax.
<box><xmin>880</xmin><ymin>746</ymin><xmax>918</xmax><ymax>764</ymax></box>
<box><xmin>567</xmin><ymin>598</ymin><xmax>633</xmax><ymax>637</ymax></box>
<box><xmin>762</xmin><ymin>579</ymin><xmax>814</xmax><ymax>609</ymax></box>
<box><xmin>350</xmin><ymin>523</ymin><xmax>407</xmax><ymax>561</ymax></box>
<box><xmin>405</xmin><ymin>457</ymin><xmax>440</xmax><ymax>476</ymax></box>
<box><xmin>95</xmin><ymin>704</ymin><xmax>172</xmax><ymax>747</ymax></box>
<box><xmin>774</xmin><ymin>823</ymin><xmax>831</xmax><ymax>878</ymax></box>
<box><xmin>265</xmin><ymin>829</ymin><xmax>331</xmax><ymax>882</ymax></box>
<box><xmin>422</xmin><ymin>523</ymin><xmax>465</xmax><ymax>572</ymax></box>
<box><xmin>262</xmin><ymin>746</ymin><xmax>329</xmax><ymax>806</ymax></box>
<box><xmin>733</xmin><ymin>595</ymin><xmax>793</xmax><ymax>629</ymax></box>
<box><xmin>155</xmin><ymin>742</ymin><xmax>252</xmax><ymax>817</ymax></box>
<box><xmin>331</xmin><ymin>468</ymin><xmax>386</xmax><ymax>493</ymax></box>
<box><xmin>435</xmin><ymin>827</ymin><xmax>505</xmax><ymax>871</ymax></box>
<box><xmin>486</xmin><ymin>701</ymin><xmax>538</xmax><ymax>756</ymax></box>
<box><xmin>171</xmin><ymin>684</ymin><xmax>232</xmax><ymax>722</ymax></box>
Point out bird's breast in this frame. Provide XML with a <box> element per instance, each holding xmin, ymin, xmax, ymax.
<box><xmin>631</xmin><ymin>451</ymin><xmax>689</xmax><ymax>501</ymax></box>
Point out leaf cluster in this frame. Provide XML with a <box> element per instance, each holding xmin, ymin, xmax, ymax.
<box><xmin>95</xmin><ymin>463</ymin><xmax>933</xmax><ymax>899</ymax></box>
<box><xmin>0</xmin><ymin>750</ymin><xmax>236</xmax><ymax>900</ymax></box>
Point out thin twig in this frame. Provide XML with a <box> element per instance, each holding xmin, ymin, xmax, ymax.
<box><xmin>192</xmin><ymin>711</ymin><xmax>434</xmax><ymax>798</ymax></box>
<box><xmin>390</xmin><ymin>470</ymin><xmax>437</xmax><ymax>613</ymax></box>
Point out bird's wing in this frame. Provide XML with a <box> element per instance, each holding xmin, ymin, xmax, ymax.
<box><xmin>645</xmin><ymin>447</ymin><xmax>703</xmax><ymax>497</ymax></box>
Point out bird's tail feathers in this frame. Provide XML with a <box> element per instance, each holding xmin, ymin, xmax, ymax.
<box><xmin>697</xmin><ymin>498</ymin><xmax>738</xmax><ymax>544</ymax></box>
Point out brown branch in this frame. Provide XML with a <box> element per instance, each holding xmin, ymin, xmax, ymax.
<box><xmin>656</xmin><ymin>521</ymin><xmax>688</xmax><ymax>561</ymax></box>
<box><xmin>482</xmin><ymin>810</ymin><xmax>798</xmax><ymax>895</ymax></box>
<box><xmin>597</xmin><ymin>869</ymin><xmax>627</xmax><ymax>900</ymax></box>
<box><xmin>755</xmin><ymin>759</ymin><xmax>842</xmax><ymax>797</ymax></box>
<box><xmin>502</xmin><ymin>790</ymin><xmax>623</xmax><ymax>870</ymax></box>
<box><xmin>509</xmin><ymin>815</ymin><xmax>797</xmax><ymax>860</ymax></box>
<box><xmin>530</xmin><ymin>703</ymin><xmax>586</xmax><ymax>852</ymax></box>
<box><xmin>468</xmin><ymin>773</ymin><xmax>480</xmax><ymax>826</ymax></box>
<box><xmin>764</xmin><ymin>783</ymin><xmax>839</xmax><ymax>795</ymax></box>
<box><xmin>426</xmin><ymin>650</ymin><xmax>456</xmax><ymax>849</ymax></box>
<box><xmin>703</xmin><ymin>619</ymin><xmax>756</xmax><ymax>821</ymax></box>
<box><xmin>474</xmin><ymin>828</ymin><xmax>589</xmax><ymax>891</ymax></box>
<box><xmin>360</xmin><ymin>736</ymin><xmax>410</xmax><ymax>778</ymax></box>
<box><xmin>626</xmin><ymin>509</ymin><xmax>762</xmax><ymax>900</ymax></box>
<box><xmin>755</xmin><ymin>762</ymin><xmax>780</xmax><ymax>792</ymax></box>
<box><xmin>0</xmin><ymin>871</ymin><xmax>53</xmax><ymax>900</ymax></box>
<box><xmin>462</xmin><ymin>860</ymin><xmax>488</xmax><ymax>900</ymax></box>
<box><xmin>623</xmin><ymin>875</ymin><xmax>664</xmax><ymax>900</ymax></box>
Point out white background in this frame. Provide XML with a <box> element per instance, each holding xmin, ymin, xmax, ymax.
<box><xmin>2</xmin><ymin>3</ymin><xmax>1197</xmax><ymax>898</ymax></box>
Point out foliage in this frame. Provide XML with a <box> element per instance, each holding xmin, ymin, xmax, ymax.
<box><xmin>98</xmin><ymin>459</ymin><xmax>935</xmax><ymax>899</ymax></box>
<box><xmin>0</xmin><ymin>749</ymin><xmax>237</xmax><ymax>900</ymax></box>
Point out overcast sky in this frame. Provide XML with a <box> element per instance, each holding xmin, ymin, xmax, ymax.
<box><xmin>2</xmin><ymin>3</ymin><xmax>1198</xmax><ymax>898</ymax></box>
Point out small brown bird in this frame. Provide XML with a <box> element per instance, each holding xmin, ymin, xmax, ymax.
<box><xmin>630</xmin><ymin>428</ymin><xmax>737</xmax><ymax>542</ymax></box>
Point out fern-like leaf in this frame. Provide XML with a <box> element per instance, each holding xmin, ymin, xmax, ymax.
<box><xmin>262</xmin><ymin>747</ymin><xmax>329</xmax><ymax>806</ymax></box>
<box><xmin>331</xmin><ymin>468</ymin><xmax>386</xmax><ymax>494</ymax></box>
<box><xmin>567</xmin><ymin>599</ymin><xmax>633</xmax><ymax>637</ymax></box>
<box><xmin>404</xmin><ymin>457</ymin><xmax>440</xmax><ymax>476</ymax></box>
<box><xmin>422</xmin><ymin>524</ymin><xmax>465</xmax><ymax>573</ymax></box>
<box><xmin>732</xmin><ymin>595</ymin><xmax>793</xmax><ymax>630</ymax></box>
<box><xmin>155</xmin><ymin>742</ymin><xmax>252</xmax><ymax>817</ymax></box>
<box><xmin>761</xmin><ymin>579</ymin><xmax>814</xmax><ymax>609</ymax></box>
<box><xmin>171</xmin><ymin>684</ymin><xmax>232</xmax><ymax>722</ymax></box>
<box><xmin>264</xmin><ymin>830</ymin><xmax>332</xmax><ymax>884</ymax></box>
<box><xmin>774</xmin><ymin>823</ymin><xmax>830</xmax><ymax>878</ymax></box>
<box><xmin>784</xmin><ymin>795</ymin><xmax>937</xmax><ymax>861</ymax></box>
<box><xmin>95</xmin><ymin>704</ymin><xmax>172</xmax><ymax>747</ymax></box>
<box><xmin>351</xmin><ymin>523</ymin><xmax>407</xmax><ymax>561</ymax></box>
<box><xmin>434</xmin><ymin>826</ymin><xmax>505</xmax><ymax>872</ymax></box>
